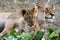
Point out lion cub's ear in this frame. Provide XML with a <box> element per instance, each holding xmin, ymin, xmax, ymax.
<box><xmin>21</xmin><ymin>9</ymin><xmax>27</xmax><ymax>16</ymax></box>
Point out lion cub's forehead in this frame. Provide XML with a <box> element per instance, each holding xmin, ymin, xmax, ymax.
<box><xmin>36</xmin><ymin>3</ymin><xmax>55</xmax><ymax>11</ymax></box>
<box><xmin>45</xmin><ymin>5</ymin><xmax>55</xmax><ymax>11</ymax></box>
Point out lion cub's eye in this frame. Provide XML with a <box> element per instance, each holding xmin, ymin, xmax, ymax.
<box><xmin>46</xmin><ymin>8</ymin><xmax>49</xmax><ymax>11</ymax></box>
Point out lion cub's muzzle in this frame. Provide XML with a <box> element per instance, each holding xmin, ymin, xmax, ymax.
<box><xmin>45</xmin><ymin>13</ymin><xmax>54</xmax><ymax>19</ymax></box>
<box><xmin>45</xmin><ymin>8</ymin><xmax>55</xmax><ymax>22</ymax></box>
<box><xmin>45</xmin><ymin>13</ymin><xmax>55</xmax><ymax>23</ymax></box>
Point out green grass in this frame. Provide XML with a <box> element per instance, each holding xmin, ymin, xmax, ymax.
<box><xmin>1</xmin><ymin>27</ymin><xmax>60</xmax><ymax>40</ymax></box>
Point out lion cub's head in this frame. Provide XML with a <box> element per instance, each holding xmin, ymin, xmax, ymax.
<box><xmin>21</xmin><ymin>7</ymin><xmax>38</xmax><ymax>27</ymax></box>
<box><xmin>35</xmin><ymin>3</ymin><xmax>56</xmax><ymax>23</ymax></box>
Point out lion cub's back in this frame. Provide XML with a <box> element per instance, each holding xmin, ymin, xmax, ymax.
<box><xmin>8</xmin><ymin>13</ymin><xmax>22</xmax><ymax>20</ymax></box>
<box><xmin>0</xmin><ymin>12</ymin><xmax>13</xmax><ymax>18</ymax></box>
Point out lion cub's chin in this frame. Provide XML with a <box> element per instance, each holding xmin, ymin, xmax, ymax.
<box><xmin>46</xmin><ymin>16</ymin><xmax>55</xmax><ymax>23</ymax></box>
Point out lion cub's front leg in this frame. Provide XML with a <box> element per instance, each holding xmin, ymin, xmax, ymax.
<box><xmin>0</xmin><ymin>20</ymin><xmax>17</xmax><ymax>36</ymax></box>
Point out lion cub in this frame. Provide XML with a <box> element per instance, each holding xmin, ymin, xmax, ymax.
<box><xmin>0</xmin><ymin>3</ymin><xmax>40</xmax><ymax>36</ymax></box>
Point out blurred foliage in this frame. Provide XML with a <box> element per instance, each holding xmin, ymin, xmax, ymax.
<box><xmin>46</xmin><ymin>27</ymin><xmax>60</xmax><ymax>40</ymax></box>
<box><xmin>0</xmin><ymin>0</ymin><xmax>3</xmax><ymax>3</ymax></box>
<box><xmin>1</xmin><ymin>29</ymin><xmax>44</xmax><ymax>40</ymax></box>
<box><xmin>0</xmin><ymin>27</ymin><xmax>60</xmax><ymax>40</ymax></box>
